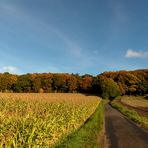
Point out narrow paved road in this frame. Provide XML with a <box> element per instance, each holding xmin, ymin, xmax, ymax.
<box><xmin>105</xmin><ymin>104</ymin><xmax>148</xmax><ymax>148</ymax></box>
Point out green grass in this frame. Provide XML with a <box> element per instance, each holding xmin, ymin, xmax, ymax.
<box><xmin>111</xmin><ymin>98</ymin><xmax>148</xmax><ymax>130</ymax></box>
<box><xmin>55</xmin><ymin>101</ymin><xmax>104</xmax><ymax>148</ymax></box>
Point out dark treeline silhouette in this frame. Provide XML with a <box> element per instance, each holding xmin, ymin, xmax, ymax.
<box><xmin>0</xmin><ymin>69</ymin><xmax>147</xmax><ymax>99</ymax></box>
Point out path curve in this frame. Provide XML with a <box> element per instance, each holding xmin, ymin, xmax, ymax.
<box><xmin>105</xmin><ymin>104</ymin><xmax>148</xmax><ymax>148</ymax></box>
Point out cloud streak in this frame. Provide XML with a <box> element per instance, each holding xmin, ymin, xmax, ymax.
<box><xmin>110</xmin><ymin>0</ymin><xmax>128</xmax><ymax>23</ymax></box>
<box><xmin>0</xmin><ymin>2</ymin><xmax>84</xmax><ymax>58</ymax></box>
<box><xmin>125</xmin><ymin>49</ymin><xmax>148</xmax><ymax>58</ymax></box>
<box><xmin>0</xmin><ymin>1</ymin><xmax>96</xmax><ymax>73</ymax></box>
<box><xmin>0</xmin><ymin>66</ymin><xmax>18</xmax><ymax>73</ymax></box>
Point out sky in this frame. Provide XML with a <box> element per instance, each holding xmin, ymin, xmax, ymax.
<box><xmin>0</xmin><ymin>0</ymin><xmax>148</xmax><ymax>75</ymax></box>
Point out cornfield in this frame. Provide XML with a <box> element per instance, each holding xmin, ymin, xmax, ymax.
<box><xmin>0</xmin><ymin>93</ymin><xmax>101</xmax><ymax>147</ymax></box>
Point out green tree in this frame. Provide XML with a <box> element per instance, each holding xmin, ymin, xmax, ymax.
<box><xmin>98</xmin><ymin>76</ymin><xmax>120</xmax><ymax>99</ymax></box>
<box><xmin>14</xmin><ymin>74</ymin><xmax>33</xmax><ymax>92</ymax></box>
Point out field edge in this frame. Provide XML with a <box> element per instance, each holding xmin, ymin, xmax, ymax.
<box><xmin>54</xmin><ymin>100</ymin><xmax>104</xmax><ymax>148</ymax></box>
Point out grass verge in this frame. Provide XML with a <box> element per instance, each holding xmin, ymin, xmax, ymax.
<box><xmin>110</xmin><ymin>98</ymin><xmax>148</xmax><ymax>130</ymax></box>
<box><xmin>54</xmin><ymin>100</ymin><xmax>104</xmax><ymax>148</ymax></box>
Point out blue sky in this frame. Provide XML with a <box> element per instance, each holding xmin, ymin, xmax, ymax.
<box><xmin>0</xmin><ymin>0</ymin><xmax>148</xmax><ymax>75</ymax></box>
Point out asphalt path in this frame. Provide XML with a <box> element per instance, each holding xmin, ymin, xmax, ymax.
<box><xmin>105</xmin><ymin>104</ymin><xmax>148</xmax><ymax>148</ymax></box>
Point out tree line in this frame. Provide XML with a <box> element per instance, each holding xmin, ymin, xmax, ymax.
<box><xmin>0</xmin><ymin>69</ymin><xmax>147</xmax><ymax>99</ymax></box>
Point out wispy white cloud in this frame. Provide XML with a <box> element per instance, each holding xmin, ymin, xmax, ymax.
<box><xmin>92</xmin><ymin>50</ymin><xmax>99</xmax><ymax>54</ymax></box>
<box><xmin>0</xmin><ymin>1</ymin><xmax>95</xmax><ymax>70</ymax></box>
<box><xmin>0</xmin><ymin>1</ymin><xmax>18</xmax><ymax>17</ymax></box>
<box><xmin>125</xmin><ymin>49</ymin><xmax>148</xmax><ymax>58</ymax></box>
<box><xmin>0</xmin><ymin>2</ymin><xmax>83</xmax><ymax>58</ymax></box>
<box><xmin>53</xmin><ymin>30</ymin><xmax>83</xmax><ymax>58</ymax></box>
<box><xmin>0</xmin><ymin>66</ymin><xmax>18</xmax><ymax>73</ymax></box>
<box><xmin>112</xmin><ymin>1</ymin><xmax>128</xmax><ymax>23</ymax></box>
<box><xmin>47</xmin><ymin>65</ymin><xmax>60</xmax><ymax>73</ymax></box>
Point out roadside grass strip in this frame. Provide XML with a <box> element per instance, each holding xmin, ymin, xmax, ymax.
<box><xmin>55</xmin><ymin>101</ymin><xmax>104</xmax><ymax>148</ymax></box>
<box><xmin>111</xmin><ymin>98</ymin><xmax>148</xmax><ymax>130</ymax></box>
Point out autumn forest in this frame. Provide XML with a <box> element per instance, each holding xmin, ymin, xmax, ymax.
<box><xmin>0</xmin><ymin>69</ymin><xmax>147</xmax><ymax>99</ymax></box>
